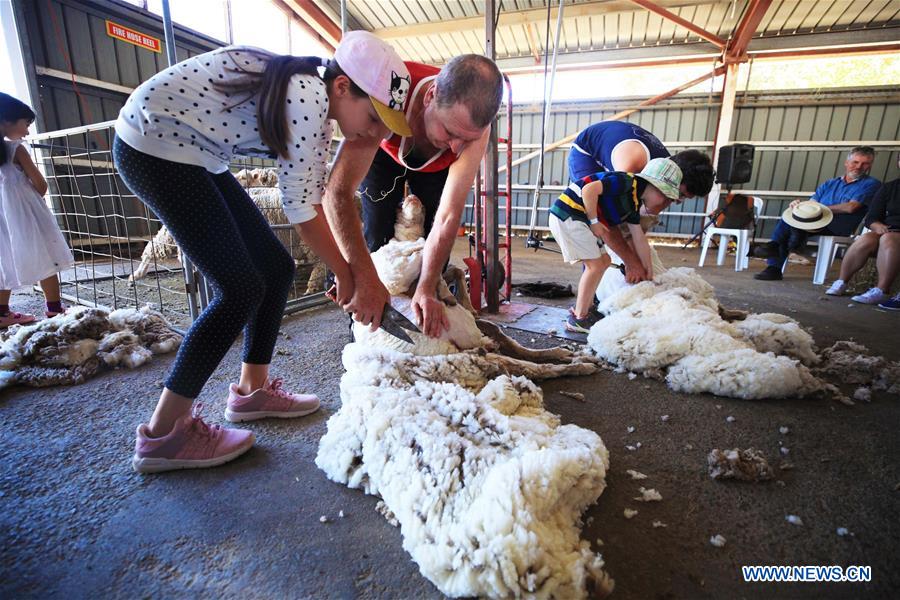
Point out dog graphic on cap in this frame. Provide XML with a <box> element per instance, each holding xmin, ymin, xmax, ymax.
<box><xmin>389</xmin><ymin>71</ymin><xmax>410</xmax><ymax>110</ymax></box>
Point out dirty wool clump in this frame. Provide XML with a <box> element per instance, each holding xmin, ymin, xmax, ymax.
<box><xmin>587</xmin><ymin>267</ymin><xmax>840</xmax><ymax>400</ymax></box>
<box><xmin>707</xmin><ymin>448</ymin><xmax>774</xmax><ymax>482</ymax></box>
<box><xmin>0</xmin><ymin>306</ymin><xmax>181</xmax><ymax>390</ymax></box>
<box><xmin>814</xmin><ymin>340</ymin><xmax>900</xmax><ymax>395</ymax></box>
<box><xmin>317</xmin><ymin>195</ymin><xmax>613</xmax><ymax>599</ymax></box>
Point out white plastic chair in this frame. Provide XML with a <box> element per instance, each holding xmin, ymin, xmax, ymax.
<box><xmin>781</xmin><ymin>225</ymin><xmax>867</xmax><ymax>284</ymax></box>
<box><xmin>698</xmin><ymin>196</ymin><xmax>763</xmax><ymax>272</ymax></box>
<box><xmin>812</xmin><ymin>227</ymin><xmax>869</xmax><ymax>285</ymax></box>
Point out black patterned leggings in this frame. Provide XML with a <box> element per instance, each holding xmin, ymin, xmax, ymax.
<box><xmin>113</xmin><ymin>136</ymin><xmax>295</xmax><ymax>398</ymax></box>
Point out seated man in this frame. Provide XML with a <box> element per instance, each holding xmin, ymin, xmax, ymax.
<box><xmin>568</xmin><ymin>120</ymin><xmax>714</xmax><ymax>200</ymax></box>
<box><xmin>825</xmin><ymin>153</ymin><xmax>900</xmax><ymax>307</ymax></box>
<box><xmin>755</xmin><ymin>146</ymin><xmax>881</xmax><ymax>281</ymax></box>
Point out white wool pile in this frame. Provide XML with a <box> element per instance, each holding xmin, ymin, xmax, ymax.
<box><xmin>0</xmin><ymin>305</ymin><xmax>181</xmax><ymax>390</ymax></box>
<box><xmin>588</xmin><ymin>267</ymin><xmax>827</xmax><ymax>400</ymax></box>
<box><xmin>733</xmin><ymin>313</ymin><xmax>818</xmax><ymax>366</ymax></box>
<box><xmin>319</xmin><ymin>195</ymin><xmax>613</xmax><ymax>598</ymax></box>
<box><xmin>666</xmin><ymin>348</ymin><xmax>826</xmax><ymax>400</ymax></box>
<box><xmin>316</xmin><ymin>344</ymin><xmax>612</xmax><ymax>599</ymax></box>
<box><xmin>596</xmin><ymin>243</ymin><xmax>667</xmax><ymax>303</ymax></box>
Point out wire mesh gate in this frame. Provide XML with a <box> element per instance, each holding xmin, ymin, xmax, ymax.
<box><xmin>25</xmin><ymin>120</ymin><xmax>331</xmax><ymax>331</ymax></box>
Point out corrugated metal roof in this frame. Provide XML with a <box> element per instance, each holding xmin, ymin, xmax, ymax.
<box><xmin>310</xmin><ymin>0</ymin><xmax>900</xmax><ymax>65</ymax></box>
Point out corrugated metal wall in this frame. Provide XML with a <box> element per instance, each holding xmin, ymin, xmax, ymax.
<box><xmin>488</xmin><ymin>86</ymin><xmax>900</xmax><ymax>239</ymax></box>
<box><xmin>13</xmin><ymin>0</ymin><xmax>224</xmax><ymax>240</ymax></box>
<box><xmin>17</xmin><ymin>0</ymin><xmax>223</xmax><ymax>132</ymax></box>
<box><xmin>13</xmin><ymin>0</ymin><xmax>900</xmax><ymax>244</ymax></box>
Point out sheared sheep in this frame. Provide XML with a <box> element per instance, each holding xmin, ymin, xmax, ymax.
<box><xmin>0</xmin><ymin>305</ymin><xmax>181</xmax><ymax>391</ymax></box>
<box><xmin>317</xmin><ymin>195</ymin><xmax>614</xmax><ymax>598</ymax></box>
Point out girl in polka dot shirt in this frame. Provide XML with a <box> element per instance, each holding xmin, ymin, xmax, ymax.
<box><xmin>116</xmin><ymin>32</ymin><xmax>412</xmax><ymax>474</ymax></box>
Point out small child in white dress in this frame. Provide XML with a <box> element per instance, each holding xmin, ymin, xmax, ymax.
<box><xmin>0</xmin><ymin>92</ymin><xmax>74</xmax><ymax>327</ymax></box>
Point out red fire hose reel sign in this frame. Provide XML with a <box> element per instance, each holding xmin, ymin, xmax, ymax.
<box><xmin>106</xmin><ymin>20</ymin><xmax>161</xmax><ymax>53</ymax></box>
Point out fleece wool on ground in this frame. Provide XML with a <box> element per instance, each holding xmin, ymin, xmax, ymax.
<box><xmin>591</xmin><ymin>255</ymin><xmax>900</xmax><ymax>401</ymax></box>
<box><xmin>0</xmin><ymin>305</ymin><xmax>181</xmax><ymax>390</ymax></box>
<box><xmin>316</xmin><ymin>345</ymin><xmax>612</xmax><ymax>599</ymax></box>
<box><xmin>316</xmin><ymin>195</ymin><xmax>613</xmax><ymax>598</ymax></box>
<box><xmin>588</xmin><ymin>266</ymin><xmax>836</xmax><ymax>400</ymax></box>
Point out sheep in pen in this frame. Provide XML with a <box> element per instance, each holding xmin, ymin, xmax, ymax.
<box><xmin>128</xmin><ymin>168</ymin><xmax>327</xmax><ymax>296</ymax></box>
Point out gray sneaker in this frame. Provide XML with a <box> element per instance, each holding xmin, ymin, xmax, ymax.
<box><xmin>565</xmin><ymin>312</ymin><xmax>602</xmax><ymax>334</ymax></box>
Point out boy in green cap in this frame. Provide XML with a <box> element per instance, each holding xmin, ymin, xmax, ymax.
<box><xmin>548</xmin><ymin>157</ymin><xmax>683</xmax><ymax>333</ymax></box>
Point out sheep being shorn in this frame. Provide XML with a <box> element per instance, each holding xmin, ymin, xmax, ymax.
<box><xmin>0</xmin><ymin>306</ymin><xmax>181</xmax><ymax>390</ymax></box>
<box><xmin>317</xmin><ymin>196</ymin><xmax>613</xmax><ymax>598</ymax></box>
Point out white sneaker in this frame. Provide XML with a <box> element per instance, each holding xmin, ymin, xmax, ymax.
<box><xmin>851</xmin><ymin>287</ymin><xmax>887</xmax><ymax>305</ymax></box>
<box><xmin>825</xmin><ymin>280</ymin><xmax>846</xmax><ymax>296</ymax></box>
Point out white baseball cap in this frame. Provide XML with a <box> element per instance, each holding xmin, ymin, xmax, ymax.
<box><xmin>334</xmin><ymin>31</ymin><xmax>412</xmax><ymax>137</ymax></box>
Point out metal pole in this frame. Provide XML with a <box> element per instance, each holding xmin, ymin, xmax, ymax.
<box><xmin>161</xmin><ymin>0</ymin><xmax>177</xmax><ymax>64</ymax></box>
<box><xmin>527</xmin><ymin>0</ymin><xmax>564</xmax><ymax>236</ymax></box>
<box><xmin>225</xmin><ymin>0</ymin><xmax>234</xmax><ymax>44</ymax></box>
<box><xmin>484</xmin><ymin>0</ymin><xmax>500</xmax><ymax>312</ymax></box>
<box><xmin>161</xmin><ymin>0</ymin><xmax>201</xmax><ymax>321</ymax></box>
<box><xmin>340</xmin><ymin>0</ymin><xmax>347</xmax><ymax>33</ymax></box>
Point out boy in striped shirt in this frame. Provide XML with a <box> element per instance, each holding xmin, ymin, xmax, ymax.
<box><xmin>548</xmin><ymin>157</ymin><xmax>683</xmax><ymax>333</ymax></box>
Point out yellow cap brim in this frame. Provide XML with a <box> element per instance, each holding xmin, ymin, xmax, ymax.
<box><xmin>371</xmin><ymin>97</ymin><xmax>411</xmax><ymax>137</ymax></box>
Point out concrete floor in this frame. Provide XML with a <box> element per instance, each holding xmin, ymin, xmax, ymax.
<box><xmin>2</xmin><ymin>239</ymin><xmax>899</xmax><ymax>599</ymax></box>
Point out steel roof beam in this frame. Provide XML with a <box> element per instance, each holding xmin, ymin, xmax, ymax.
<box><xmin>493</xmin><ymin>27</ymin><xmax>900</xmax><ymax>73</ymax></box>
<box><xmin>627</xmin><ymin>0</ymin><xmax>726</xmax><ymax>48</ymax></box>
<box><xmin>281</xmin><ymin>0</ymin><xmax>342</xmax><ymax>46</ymax></box>
<box><xmin>727</xmin><ymin>0</ymin><xmax>773</xmax><ymax>59</ymax></box>
<box><xmin>372</xmin><ymin>0</ymin><xmax>712</xmax><ymax>40</ymax></box>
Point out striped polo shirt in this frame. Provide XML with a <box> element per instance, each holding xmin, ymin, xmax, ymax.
<box><xmin>550</xmin><ymin>172</ymin><xmax>645</xmax><ymax>226</ymax></box>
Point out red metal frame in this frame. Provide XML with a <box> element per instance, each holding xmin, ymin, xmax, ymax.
<box><xmin>464</xmin><ymin>74</ymin><xmax>513</xmax><ymax>312</ymax></box>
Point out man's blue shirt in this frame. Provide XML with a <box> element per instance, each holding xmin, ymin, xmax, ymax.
<box><xmin>811</xmin><ymin>175</ymin><xmax>881</xmax><ymax>208</ymax></box>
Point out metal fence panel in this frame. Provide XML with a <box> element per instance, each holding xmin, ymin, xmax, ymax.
<box><xmin>26</xmin><ymin>121</ymin><xmax>331</xmax><ymax>331</ymax></box>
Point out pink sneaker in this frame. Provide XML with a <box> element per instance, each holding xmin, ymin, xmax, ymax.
<box><xmin>224</xmin><ymin>378</ymin><xmax>320</xmax><ymax>422</ymax></box>
<box><xmin>132</xmin><ymin>404</ymin><xmax>255</xmax><ymax>473</ymax></box>
<box><xmin>0</xmin><ymin>312</ymin><xmax>36</xmax><ymax>328</ymax></box>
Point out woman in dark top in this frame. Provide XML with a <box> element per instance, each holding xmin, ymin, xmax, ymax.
<box><xmin>825</xmin><ymin>155</ymin><xmax>900</xmax><ymax>309</ymax></box>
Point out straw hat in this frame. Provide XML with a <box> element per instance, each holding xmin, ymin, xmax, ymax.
<box><xmin>782</xmin><ymin>201</ymin><xmax>833</xmax><ymax>231</ymax></box>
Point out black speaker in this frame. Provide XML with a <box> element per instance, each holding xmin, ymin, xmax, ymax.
<box><xmin>716</xmin><ymin>144</ymin><xmax>754</xmax><ymax>185</ymax></box>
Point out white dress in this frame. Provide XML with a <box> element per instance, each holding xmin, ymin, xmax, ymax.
<box><xmin>0</xmin><ymin>140</ymin><xmax>74</xmax><ymax>289</ymax></box>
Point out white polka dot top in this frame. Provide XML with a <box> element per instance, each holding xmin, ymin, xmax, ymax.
<box><xmin>115</xmin><ymin>45</ymin><xmax>333</xmax><ymax>224</ymax></box>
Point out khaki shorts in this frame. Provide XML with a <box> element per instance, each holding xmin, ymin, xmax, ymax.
<box><xmin>549</xmin><ymin>214</ymin><xmax>603</xmax><ymax>264</ymax></box>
